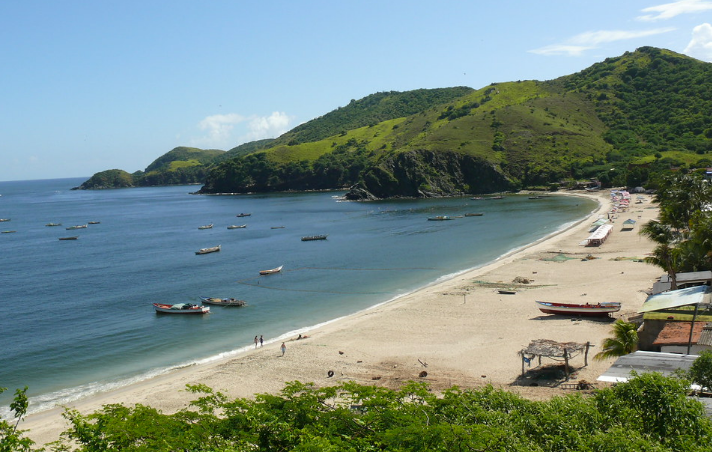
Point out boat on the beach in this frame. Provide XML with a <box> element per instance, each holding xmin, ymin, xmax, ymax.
<box><xmin>498</xmin><ymin>289</ymin><xmax>517</xmax><ymax>295</ymax></box>
<box><xmin>227</xmin><ymin>224</ymin><xmax>247</xmax><ymax>229</ymax></box>
<box><xmin>236</xmin><ymin>213</ymin><xmax>251</xmax><ymax>217</ymax></box>
<box><xmin>153</xmin><ymin>303</ymin><xmax>210</xmax><ymax>314</ymax></box>
<box><xmin>464</xmin><ymin>213</ymin><xmax>484</xmax><ymax>217</ymax></box>
<box><xmin>66</xmin><ymin>224</ymin><xmax>87</xmax><ymax>230</ymax></box>
<box><xmin>59</xmin><ymin>236</ymin><xmax>78</xmax><ymax>240</ymax></box>
<box><xmin>195</xmin><ymin>245</ymin><xmax>221</xmax><ymax>255</ymax></box>
<box><xmin>45</xmin><ymin>222</ymin><xmax>62</xmax><ymax>227</ymax></box>
<box><xmin>428</xmin><ymin>216</ymin><xmax>453</xmax><ymax>221</ymax></box>
<box><xmin>199</xmin><ymin>296</ymin><xmax>247</xmax><ymax>307</ymax></box>
<box><xmin>198</xmin><ymin>223</ymin><xmax>213</xmax><ymax>230</ymax></box>
<box><xmin>301</xmin><ymin>235</ymin><xmax>328</xmax><ymax>241</ymax></box>
<box><xmin>259</xmin><ymin>265</ymin><xmax>283</xmax><ymax>275</ymax></box>
<box><xmin>535</xmin><ymin>301</ymin><xmax>621</xmax><ymax>317</ymax></box>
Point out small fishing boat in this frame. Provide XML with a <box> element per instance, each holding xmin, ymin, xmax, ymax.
<box><xmin>88</xmin><ymin>221</ymin><xmax>101</xmax><ymax>224</ymax></box>
<box><xmin>271</xmin><ymin>226</ymin><xmax>285</xmax><ymax>229</ymax></box>
<box><xmin>464</xmin><ymin>213</ymin><xmax>484</xmax><ymax>217</ymax></box>
<box><xmin>259</xmin><ymin>265</ymin><xmax>283</xmax><ymax>275</ymax></box>
<box><xmin>59</xmin><ymin>236</ymin><xmax>78</xmax><ymax>240</ymax></box>
<box><xmin>153</xmin><ymin>303</ymin><xmax>210</xmax><ymax>314</ymax></box>
<box><xmin>0</xmin><ymin>218</ymin><xmax>10</xmax><ymax>222</ymax></box>
<box><xmin>45</xmin><ymin>222</ymin><xmax>62</xmax><ymax>227</ymax></box>
<box><xmin>427</xmin><ymin>216</ymin><xmax>453</xmax><ymax>221</ymax></box>
<box><xmin>498</xmin><ymin>289</ymin><xmax>517</xmax><ymax>295</ymax></box>
<box><xmin>227</xmin><ymin>224</ymin><xmax>247</xmax><ymax>229</ymax></box>
<box><xmin>2</xmin><ymin>230</ymin><xmax>16</xmax><ymax>233</ymax></box>
<box><xmin>487</xmin><ymin>195</ymin><xmax>504</xmax><ymax>200</ymax></box>
<box><xmin>198</xmin><ymin>224</ymin><xmax>213</xmax><ymax>230</ymax></box>
<box><xmin>66</xmin><ymin>224</ymin><xmax>87</xmax><ymax>230</ymax></box>
<box><xmin>301</xmin><ymin>235</ymin><xmax>328</xmax><ymax>241</ymax></box>
<box><xmin>535</xmin><ymin>301</ymin><xmax>621</xmax><ymax>317</ymax></box>
<box><xmin>195</xmin><ymin>245</ymin><xmax>221</xmax><ymax>255</ymax></box>
<box><xmin>236</xmin><ymin>213</ymin><xmax>251</xmax><ymax>217</ymax></box>
<box><xmin>199</xmin><ymin>296</ymin><xmax>247</xmax><ymax>307</ymax></box>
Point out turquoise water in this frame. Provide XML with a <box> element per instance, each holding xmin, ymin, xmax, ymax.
<box><xmin>0</xmin><ymin>178</ymin><xmax>596</xmax><ymax>415</ymax></box>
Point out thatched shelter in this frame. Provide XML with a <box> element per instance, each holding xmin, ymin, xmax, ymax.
<box><xmin>519</xmin><ymin>339</ymin><xmax>591</xmax><ymax>380</ymax></box>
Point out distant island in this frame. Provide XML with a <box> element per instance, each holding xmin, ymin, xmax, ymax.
<box><xmin>77</xmin><ymin>47</ymin><xmax>712</xmax><ymax>198</ymax></box>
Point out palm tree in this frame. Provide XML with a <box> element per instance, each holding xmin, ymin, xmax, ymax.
<box><xmin>594</xmin><ymin>319</ymin><xmax>638</xmax><ymax>361</ymax></box>
<box><xmin>640</xmin><ymin>220</ymin><xmax>682</xmax><ymax>290</ymax></box>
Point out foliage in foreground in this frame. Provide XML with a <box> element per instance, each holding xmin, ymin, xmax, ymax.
<box><xmin>0</xmin><ymin>373</ymin><xmax>692</xmax><ymax>451</ymax></box>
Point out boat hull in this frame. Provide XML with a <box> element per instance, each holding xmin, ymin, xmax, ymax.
<box><xmin>200</xmin><ymin>296</ymin><xmax>247</xmax><ymax>307</ymax></box>
<box><xmin>153</xmin><ymin>303</ymin><xmax>210</xmax><ymax>314</ymax></box>
<box><xmin>196</xmin><ymin>245</ymin><xmax>221</xmax><ymax>255</ymax></box>
<box><xmin>259</xmin><ymin>265</ymin><xmax>283</xmax><ymax>275</ymax></box>
<box><xmin>535</xmin><ymin>301</ymin><xmax>621</xmax><ymax>317</ymax></box>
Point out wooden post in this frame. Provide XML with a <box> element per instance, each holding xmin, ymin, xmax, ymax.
<box><xmin>687</xmin><ymin>303</ymin><xmax>700</xmax><ymax>355</ymax></box>
<box><xmin>538</xmin><ymin>355</ymin><xmax>541</xmax><ymax>366</ymax></box>
<box><xmin>584</xmin><ymin>342</ymin><xmax>590</xmax><ymax>366</ymax></box>
<box><xmin>564</xmin><ymin>349</ymin><xmax>570</xmax><ymax>381</ymax></box>
<box><xmin>521</xmin><ymin>354</ymin><xmax>525</xmax><ymax>376</ymax></box>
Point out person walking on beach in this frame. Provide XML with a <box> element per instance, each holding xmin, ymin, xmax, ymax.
<box><xmin>254</xmin><ymin>336</ymin><xmax>259</xmax><ymax>349</ymax></box>
<box><xmin>259</xmin><ymin>335</ymin><xmax>263</xmax><ymax>347</ymax></box>
<box><xmin>280</xmin><ymin>342</ymin><xmax>286</xmax><ymax>356</ymax></box>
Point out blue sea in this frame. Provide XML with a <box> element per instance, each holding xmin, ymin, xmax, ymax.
<box><xmin>0</xmin><ymin>178</ymin><xmax>596</xmax><ymax>416</ymax></box>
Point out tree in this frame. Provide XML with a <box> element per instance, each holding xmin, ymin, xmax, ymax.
<box><xmin>0</xmin><ymin>386</ymin><xmax>36</xmax><ymax>452</ymax></box>
<box><xmin>594</xmin><ymin>319</ymin><xmax>638</xmax><ymax>361</ymax></box>
<box><xmin>688</xmin><ymin>350</ymin><xmax>712</xmax><ymax>392</ymax></box>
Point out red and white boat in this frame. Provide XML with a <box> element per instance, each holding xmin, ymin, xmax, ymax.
<box><xmin>259</xmin><ymin>265</ymin><xmax>283</xmax><ymax>275</ymax></box>
<box><xmin>153</xmin><ymin>303</ymin><xmax>210</xmax><ymax>314</ymax></box>
<box><xmin>535</xmin><ymin>301</ymin><xmax>621</xmax><ymax>317</ymax></box>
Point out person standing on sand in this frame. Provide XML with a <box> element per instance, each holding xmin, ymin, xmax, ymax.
<box><xmin>259</xmin><ymin>335</ymin><xmax>263</xmax><ymax>347</ymax></box>
<box><xmin>281</xmin><ymin>342</ymin><xmax>286</xmax><ymax>356</ymax></box>
<box><xmin>254</xmin><ymin>336</ymin><xmax>259</xmax><ymax>349</ymax></box>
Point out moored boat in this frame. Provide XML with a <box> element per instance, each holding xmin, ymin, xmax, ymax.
<box><xmin>535</xmin><ymin>301</ymin><xmax>621</xmax><ymax>317</ymax></box>
<box><xmin>2</xmin><ymin>230</ymin><xmax>16</xmax><ymax>233</ymax></box>
<box><xmin>153</xmin><ymin>303</ymin><xmax>210</xmax><ymax>314</ymax></box>
<box><xmin>199</xmin><ymin>296</ymin><xmax>247</xmax><ymax>307</ymax></box>
<box><xmin>198</xmin><ymin>223</ymin><xmax>213</xmax><ymax>230</ymax></box>
<box><xmin>195</xmin><ymin>245</ymin><xmax>221</xmax><ymax>255</ymax></box>
<box><xmin>227</xmin><ymin>224</ymin><xmax>247</xmax><ymax>229</ymax></box>
<box><xmin>428</xmin><ymin>215</ymin><xmax>453</xmax><ymax>221</ymax></box>
<box><xmin>464</xmin><ymin>213</ymin><xmax>484</xmax><ymax>217</ymax></box>
<box><xmin>259</xmin><ymin>265</ymin><xmax>283</xmax><ymax>275</ymax></box>
<box><xmin>88</xmin><ymin>221</ymin><xmax>100</xmax><ymax>224</ymax></box>
<box><xmin>236</xmin><ymin>213</ymin><xmax>251</xmax><ymax>217</ymax></box>
<box><xmin>66</xmin><ymin>224</ymin><xmax>87</xmax><ymax>230</ymax></box>
<box><xmin>0</xmin><ymin>218</ymin><xmax>10</xmax><ymax>222</ymax></box>
<box><xmin>301</xmin><ymin>235</ymin><xmax>328</xmax><ymax>241</ymax></box>
<box><xmin>59</xmin><ymin>236</ymin><xmax>78</xmax><ymax>240</ymax></box>
<box><xmin>45</xmin><ymin>222</ymin><xmax>62</xmax><ymax>227</ymax></box>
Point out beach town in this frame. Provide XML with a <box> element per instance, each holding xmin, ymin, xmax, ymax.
<box><xmin>21</xmin><ymin>189</ymin><xmax>672</xmax><ymax>445</ymax></box>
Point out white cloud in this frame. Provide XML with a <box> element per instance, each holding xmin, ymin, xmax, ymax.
<box><xmin>529</xmin><ymin>28</ymin><xmax>675</xmax><ymax>56</ymax></box>
<box><xmin>684</xmin><ymin>22</ymin><xmax>712</xmax><ymax>60</ymax></box>
<box><xmin>191</xmin><ymin>112</ymin><xmax>293</xmax><ymax>149</ymax></box>
<box><xmin>637</xmin><ymin>0</ymin><xmax>712</xmax><ymax>21</ymax></box>
<box><xmin>244</xmin><ymin>111</ymin><xmax>292</xmax><ymax>142</ymax></box>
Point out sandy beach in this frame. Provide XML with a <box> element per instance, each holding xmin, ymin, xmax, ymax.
<box><xmin>22</xmin><ymin>190</ymin><xmax>662</xmax><ymax>446</ymax></box>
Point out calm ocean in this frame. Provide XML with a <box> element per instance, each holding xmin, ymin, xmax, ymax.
<box><xmin>0</xmin><ymin>178</ymin><xmax>596</xmax><ymax>415</ymax></box>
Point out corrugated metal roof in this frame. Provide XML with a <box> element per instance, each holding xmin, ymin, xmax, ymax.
<box><xmin>639</xmin><ymin>285</ymin><xmax>712</xmax><ymax>313</ymax></box>
<box><xmin>659</xmin><ymin>271</ymin><xmax>712</xmax><ymax>284</ymax></box>
<box><xmin>597</xmin><ymin>351</ymin><xmax>698</xmax><ymax>383</ymax></box>
<box><xmin>698</xmin><ymin>323</ymin><xmax>712</xmax><ymax>346</ymax></box>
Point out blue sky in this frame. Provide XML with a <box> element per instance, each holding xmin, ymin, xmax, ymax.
<box><xmin>2</xmin><ymin>0</ymin><xmax>712</xmax><ymax>182</ymax></box>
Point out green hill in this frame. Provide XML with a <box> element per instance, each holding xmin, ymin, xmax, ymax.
<box><xmin>199</xmin><ymin>47</ymin><xmax>712</xmax><ymax>198</ymax></box>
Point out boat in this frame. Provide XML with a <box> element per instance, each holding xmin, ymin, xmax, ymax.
<box><xmin>236</xmin><ymin>213</ymin><xmax>251</xmax><ymax>217</ymax></box>
<box><xmin>301</xmin><ymin>235</ymin><xmax>328</xmax><ymax>241</ymax></box>
<box><xmin>227</xmin><ymin>224</ymin><xmax>247</xmax><ymax>229</ymax></box>
<box><xmin>66</xmin><ymin>224</ymin><xmax>87</xmax><ymax>230</ymax></box>
<box><xmin>0</xmin><ymin>218</ymin><xmax>10</xmax><ymax>222</ymax></box>
<box><xmin>259</xmin><ymin>265</ymin><xmax>283</xmax><ymax>275</ymax></box>
<box><xmin>487</xmin><ymin>195</ymin><xmax>504</xmax><ymax>200</ymax></box>
<box><xmin>88</xmin><ymin>221</ymin><xmax>100</xmax><ymax>224</ymax></box>
<box><xmin>470</xmin><ymin>197</ymin><xmax>483</xmax><ymax>200</ymax></box>
<box><xmin>2</xmin><ymin>230</ymin><xmax>16</xmax><ymax>233</ymax></box>
<box><xmin>427</xmin><ymin>216</ymin><xmax>453</xmax><ymax>221</ymax></box>
<box><xmin>271</xmin><ymin>226</ymin><xmax>285</xmax><ymax>229</ymax></box>
<box><xmin>498</xmin><ymin>289</ymin><xmax>517</xmax><ymax>295</ymax></box>
<box><xmin>464</xmin><ymin>213</ymin><xmax>484</xmax><ymax>217</ymax></box>
<box><xmin>195</xmin><ymin>245</ymin><xmax>221</xmax><ymax>255</ymax></box>
<box><xmin>59</xmin><ymin>236</ymin><xmax>78</xmax><ymax>240</ymax></box>
<box><xmin>199</xmin><ymin>296</ymin><xmax>247</xmax><ymax>307</ymax></box>
<box><xmin>153</xmin><ymin>303</ymin><xmax>210</xmax><ymax>314</ymax></box>
<box><xmin>535</xmin><ymin>301</ymin><xmax>622</xmax><ymax>317</ymax></box>
<box><xmin>198</xmin><ymin>224</ymin><xmax>213</xmax><ymax>230</ymax></box>
<box><xmin>45</xmin><ymin>223</ymin><xmax>62</xmax><ymax>227</ymax></box>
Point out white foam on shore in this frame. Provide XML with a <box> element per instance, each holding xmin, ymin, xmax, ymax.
<box><xmin>8</xmin><ymin>193</ymin><xmax>601</xmax><ymax>419</ymax></box>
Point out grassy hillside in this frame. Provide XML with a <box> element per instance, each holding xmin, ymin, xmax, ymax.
<box><xmin>200</xmin><ymin>47</ymin><xmax>712</xmax><ymax>197</ymax></box>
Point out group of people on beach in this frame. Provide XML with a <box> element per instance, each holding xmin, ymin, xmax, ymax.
<box><xmin>254</xmin><ymin>335</ymin><xmax>287</xmax><ymax>356</ymax></box>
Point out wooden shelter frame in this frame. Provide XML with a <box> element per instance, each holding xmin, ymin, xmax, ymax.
<box><xmin>518</xmin><ymin>339</ymin><xmax>591</xmax><ymax>380</ymax></box>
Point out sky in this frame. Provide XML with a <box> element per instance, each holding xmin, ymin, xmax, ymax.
<box><xmin>2</xmin><ymin>0</ymin><xmax>712</xmax><ymax>182</ymax></box>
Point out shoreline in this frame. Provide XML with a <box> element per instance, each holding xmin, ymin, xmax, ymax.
<box><xmin>22</xmin><ymin>189</ymin><xmax>662</xmax><ymax>446</ymax></box>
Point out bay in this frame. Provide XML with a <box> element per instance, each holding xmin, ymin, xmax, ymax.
<box><xmin>0</xmin><ymin>178</ymin><xmax>596</xmax><ymax>415</ymax></box>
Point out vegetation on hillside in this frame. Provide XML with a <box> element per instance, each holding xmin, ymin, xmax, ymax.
<box><xmin>5</xmin><ymin>372</ymin><xmax>712</xmax><ymax>451</ymax></box>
